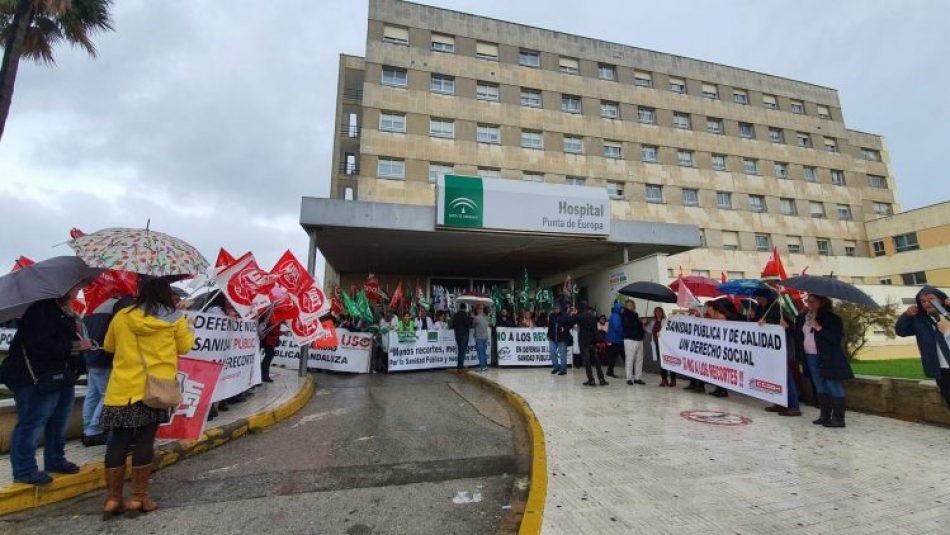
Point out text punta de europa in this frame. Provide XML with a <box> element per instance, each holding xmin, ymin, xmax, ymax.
<box><xmin>542</xmin><ymin>202</ymin><xmax>605</xmax><ymax>232</ymax></box>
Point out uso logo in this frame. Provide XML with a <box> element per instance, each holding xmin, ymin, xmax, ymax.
<box><xmin>341</xmin><ymin>334</ymin><xmax>373</xmax><ymax>349</ymax></box>
<box><xmin>749</xmin><ymin>378</ymin><xmax>783</xmax><ymax>395</ymax></box>
<box><xmin>662</xmin><ymin>354</ymin><xmax>682</xmax><ymax>367</ymax></box>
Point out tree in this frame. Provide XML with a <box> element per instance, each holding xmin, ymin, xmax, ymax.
<box><xmin>0</xmin><ymin>0</ymin><xmax>113</xmax><ymax>142</ymax></box>
<box><xmin>837</xmin><ymin>300</ymin><xmax>899</xmax><ymax>361</ymax></box>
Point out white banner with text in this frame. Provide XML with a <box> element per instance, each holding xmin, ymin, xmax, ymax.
<box><xmin>387</xmin><ymin>329</ymin><xmax>486</xmax><ymax>372</ymax></box>
<box><xmin>271</xmin><ymin>329</ymin><xmax>373</xmax><ymax>374</ymax></box>
<box><xmin>0</xmin><ymin>328</ymin><xmax>14</xmax><ymax>352</ymax></box>
<box><xmin>496</xmin><ymin>327</ymin><xmax>552</xmax><ymax>366</ymax></box>
<box><xmin>185</xmin><ymin>312</ymin><xmax>261</xmax><ymax>401</ymax></box>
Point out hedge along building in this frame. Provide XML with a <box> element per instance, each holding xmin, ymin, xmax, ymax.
<box><xmin>302</xmin><ymin>0</ymin><xmax>912</xmax><ymax>316</ymax></box>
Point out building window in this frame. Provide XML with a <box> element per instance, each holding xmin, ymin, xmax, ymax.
<box><xmin>476</xmin><ymin>124</ymin><xmax>501</xmax><ymax>144</ymax></box>
<box><xmin>601</xmin><ymin>100</ymin><xmax>620</xmax><ymax>119</ymax></box>
<box><xmin>563</xmin><ymin>135</ymin><xmax>584</xmax><ymax>154</ymax></box>
<box><xmin>343</xmin><ymin>153</ymin><xmax>357</xmax><ymax>175</ymax></box>
<box><xmin>641</xmin><ymin>145</ymin><xmax>658</xmax><ymax>163</ymax></box>
<box><xmin>711</xmin><ymin>154</ymin><xmax>727</xmax><ymax>171</ymax></box>
<box><xmin>692</xmin><ymin>269</ymin><xmax>711</xmax><ymax>277</ymax></box>
<box><xmin>669</xmin><ymin>77</ymin><xmax>686</xmax><ymax>94</ymax></box>
<box><xmin>831</xmin><ymin>169</ymin><xmax>846</xmax><ymax>186</ymax></box>
<box><xmin>788</xmin><ymin>100</ymin><xmax>804</xmax><ymax>114</ymax></box>
<box><xmin>598</xmin><ymin>63</ymin><xmax>617</xmax><ymax>81</ymax></box>
<box><xmin>862</xmin><ymin>148</ymin><xmax>881</xmax><ymax>161</ymax></box>
<box><xmin>867</xmin><ymin>175</ymin><xmax>887</xmax><ymax>189</ymax></box>
<box><xmin>673</xmin><ymin>112</ymin><xmax>691</xmax><ymax>129</ymax></box>
<box><xmin>780</xmin><ymin>198</ymin><xmax>798</xmax><ymax>216</ymax></box>
<box><xmin>682</xmin><ymin>188</ymin><xmax>699</xmax><ymax>206</ymax></box>
<box><xmin>810</xmin><ymin>201</ymin><xmax>825</xmax><ymax>218</ymax></box>
<box><xmin>561</xmin><ymin>94</ymin><xmax>582</xmax><ymax>113</ymax></box>
<box><xmin>475</xmin><ymin>41</ymin><xmax>499</xmax><ymax>61</ymax></box>
<box><xmin>476</xmin><ymin>82</ymin><xmax>499</xmax><ymax>102</ymax></box>
<box><xmin>824</xmin><ymin>137</ymin><xmax>838</xmax><ymax>153</ymax></box>
<box><xmin>521</xmin><ymin>130</ymin><xmax>544</xmax><ymax>150</ymax></box>
<box><xmin>379</xmin><ymin>112</ymin><xmax>406</xmax><ymax>133</ymax></box>
<box><xmin>803</xmin><ymin>166</ymin><xmax>817</xmax><ymax>182</ymax></box>
<box><xmin>565</xmin><ymin>176</ymin><xmax>586</xmax><ymax>186</ymax></box>
<box><xmin>677</xmin><ymin>150</ymin><xmax>695</xmax><ymax>167</ymax></box>
<box><xmin>796</xmin><ymin>132</ymin><xmax>812</xmax><ymax>148</ymax></box>
<box><xmin>837</xmin><ymin>204</ymin><xmax>852</xmax><ymax>220</ymax></box>
<box><xmin>749</xmin><ymin>195</ymin><xmax>766</xmax><ymax>213</ymax></box>
<box><xmin>743</xmin><ymin>158</ymin><xmax>759</xmax><ymax>175</ymax></box>
<box><xmin>872</xmin><ymin>240</ymin><xmax>886</xmax><ymax>257</ymax></box>
<box><xmin>845</xmin><ymin>242</ymin><xmax>857</xmax><ymax>257</ymax></box>
<box><xmin>873</xmin><ymin>202</ymin><xmax>893</xmax><ymax>216</ymax></box>
<box><xmin>606</xmin><ymin>181</ymin><xmax>624</xmax><ymax>199</ymax></box>
<box><xmin>478</xmin><ymin>167</ymin><xmax>501</xmax><ymax>179</ymax></box>
<box><xmin>893</xmin><ymin>232</ymin><xmax>920</xmax><ymax>252</ymax></box>
<box><xmin>520</xmin><ymin>88</ymin><xmax>542</xmax><ymax>108</ymax></box>
<box><xmin>431</xmin><ymin>34</ymin><xmax>455</xmax><ymax>53</ymax></box>
<box><xmin>633</xmin><ymin>70</ymin><xmax>652</xmax><ymax>87</ymax></box>
<box><xmin>699</xmin><ymin>229</ymin><xmax>707</xmax><ymax>248</ymax></box>
<box><xmin>381</xmin><ymin>66</ymin><xmax>407</xmax><ymax>87</ymax></box>
<box><xmin>768</xmin><ymin>127</ymin><xmax>785</xmax><ymax>144</ymax></box>
<box><xmin>377</xmin><ymin>158</ymin><xmax>405</xmax><ymax>179</ymax></box>
<box><xmin>774</xmin><ymin>162</ymin><xmax>789</xmax><ymax>178</ymax></box>
<box><xmin>787</xmin><ymin>236</ymin><xmax>803</xmax><ymax>254</ymax></box>
<box><xmin>739</xmin><ymin>122</ymin><xmax>755</xmax><ymax>139</ymax></box>
<box><xmin>428</xmin><ymin>163</ymin><xmax>454</xmax><ymax>184</ymax></box>
<box><xmin>701</xmin><ymin>83</ymin><xmax>718</xmax><ymax>99</ymax></box>
<box><xmin>645</xmin><ymin>184</ymin><xmax>664</xmax><ymax>203</ymax></box>
<box><xmin>429</xmin><ymin>118</ymin><xmax>455</xmax><ymax>138</ymax></box>
<box><xmin>637</xmin><ymin>106</ymin><xmax>656</xmax><ymax>124</ymax></box>
<box><xmin>519</xmin><ymin>49</ymin><xmax>540</xmax><ymax>68</ymax></box>
<box><xmin>382</xmin><ymin>25</ymin><xmax>409</xmax><ymax>46</ymax></box>
<box><xmin>901</xmin><ymin>272</ymin><xmax>928</xmax><ymax>285</ymax></box>
<box><xmin>880</xmin><ymin>278</ymin><xmax>893</xmax><ymax>285</ymax></box>
<box><xmin>817</xmin><ymin>239</ymin><xmax>832</xmax><ymax>256</ymax></box>
<box><xmin>558</xmin><ymin>57</ymin><xmax>579</xmax><ymax>75</ymax></box>
<box><xmin>722</xmin><ymin>231</ymin><xmax>740</xmax><ymax>251</ymax></box>
<box><xmin>603</xmin><ymin>142</ymin><xmax>623</xmax><ymax>159</ymax></box>
<box><xmin>733</xmin><ymin>89</ymin><xmax>749</xmax><ymax>105</ymax></box>
<box><xmin>755</xmin><ymin>234</ymin><xmax>771</xmax><ymax>251</ymax></box>
<box><xmin>430</xmin><ymin>74</ymin><xmax>455</xmax><ymax>94</ymax></box>
<box><xmin>522</xmin><ymin>172</ymin><xmax>544</xmax><ymax>183</ymax></box>
<box><xmin>762</xmin><ymin>94</ymin><xmax>778</xmax><ymax>110</ymax></box>
<box><xmin>716</xmin><ymin>191</ymin><xmax>733</xmax><ymax>209</ymax></box>
<box><xmin>706</xmin><ymin>118</ymin><xmax>723</xmax><ymax>134</ymax></box>
<box><xmin>817</xmin><ymin>105</ymin><xmax>832</xmax><ymax>119</ymax></box>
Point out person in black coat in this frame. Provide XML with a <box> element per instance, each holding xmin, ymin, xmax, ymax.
<box><xmin>452</xmin><ymin>304</ymin><xmax>472</xmax><ymax>369</ymax></box>
<box><xmin>575</xmin><ymin>302</ymin><xmax>606</xmax><ymax>386</ymax></box>
<box><xmin>895</xmin><ymin>286</ymin><xmax>950</xmax><ymax>409</ymax></box>
<box><xmin>620</xmin><ymin>300</ymin><xmax>645</xmax><ymax>385</ymax></box>
<box><xmin>0</xmin><ymin>293</ymin><xmax>93</xmax><ymax>485</ymax></box>
<box><xmin>788</xmin><ymin>294</ymin><xmax>854</xmax><ymax>428</ymax></box>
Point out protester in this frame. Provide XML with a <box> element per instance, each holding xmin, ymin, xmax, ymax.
<box><xmin>519</xmin><ymin>310</ymin><xmax>535</xmax><ymax>328</ymax></box>
<box><xmin>605</xmin><ymin>301</ymin><xmax>624</xmax><ymax>378</ymax></box>
<box><xmin>643</xmin><ymin>307</ymin><xmax>675</xmax><ymax>387</ymax></box>
<box><xmin>576</xmin><ymin>302</ymin><xmax>607</xmax><ymax>386</ymax></box>
<box><xmin>789</xmin><ymin>294</ymin><xmax>853</xmax><ymax>427</ymax></box>
<box><xmin>496</xmin><ymin>308</ymin><xmax>515</xmax><ymax>328</ymax></box>
<box><xmin>621</xmin><ymin>300</ymin><xmax>645</xmax><ymax>386</ymax></box>
<box><xmin>685</xmin><ymin>301</ymin><xmax>716</xmax><ymax>393</ymax></box>
<box><xmin>534</xmin><ymin>310</ymin><xmax>548</xmax><ymax>329</ymax></box>
<box><xmin>415</xmin><ymin>306</ymin><xmax>433</xmax><ymax>330</ymax></box>
<box><xmin>595</xmin><ymin>314</ymin><xmax>610</xmax><ymax>379</ymax></box>
<box><xmin>1</xmin><ymin>287</ymin><xmax>92</xmax><ymax>485</ymax></box>
<box><xmin>473</xmin><ymin>304</ymin><xmax>491</xmax><ymax>372</ymax></box>
<box><xmin>100</xmin><ymin>277</ymin><xmax>194</xmax><ymax>517</ymax></box>
<box><xmin>547</xmin><ymin>303</ymin><xmax>565</xmax><ymax>375</ymax></box>
<box><xmin>896</xmin><ymin>287</ymin><xmax>950</xmax><ymax>409</ymax></box>
<box><xmin>452</xmin><ymin>304</ymin><xmax>471</xmax><ymax>369</ymax></box>
<box><xmin>81</xmin><ymin>296</ymin><xmax>126</xmax><ymax>446</ymax></box>
<box><xmin>706</xmin><ymin>298</ymin><xmax>742</xmax><ymax>398</ymax></box>
<box><xmin>434</xmin><ymin>311</ymin><xmax>448</xmax><ymax>330</ymax></box>
<box><xmin>258</xmin><ymin>314</ymin><xmax>281</xmax><ymax>383</ymax></box>
<box><xmin>757</xmin><ymin>289</ymin><xmax>802</xmax><ymax>416</ymax></box>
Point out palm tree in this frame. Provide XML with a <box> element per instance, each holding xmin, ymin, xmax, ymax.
<box><xmin>0</xmin><ymin>0</ymin><xmax>113</xmax><ymax>142</ymax></box>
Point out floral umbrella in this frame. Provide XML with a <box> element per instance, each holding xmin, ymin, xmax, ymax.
<box><xmin>68</xmin><ymin>227</ymin><xmax>209</xmax><ymax>277</ymax></box>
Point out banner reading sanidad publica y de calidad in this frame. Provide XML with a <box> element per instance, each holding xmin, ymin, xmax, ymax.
<box><xmin>185</xmin><ymin>311</ymin><xmax>261</xmax><ymax>401</ymax></box>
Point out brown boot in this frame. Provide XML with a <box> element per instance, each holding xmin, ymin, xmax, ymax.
<box><xmin>102</xmin><ymin>467</ymin><xmax>126</xmax><ymax>520</ymax></box>
<box><xmin>125</xmin><ymin>465</ymin><xmax>158</xmax><ymax>517</ymax></box>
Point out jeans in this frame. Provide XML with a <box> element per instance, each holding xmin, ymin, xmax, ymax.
<box><xmin>475</xmin><ymin>339</ymin><xmax>489</xmax><ymax>369</ymax></box>
<box><xmin>83</xmin><ymin>367</ymin><xmax>110</xmax><ymax>436</ymax></box>
<box><xmin>786</xmin><ymin>366</ymin><xmax>800</xmax><ymax>409</ymax></box>
<box><xmin>623</xmin><ymin>339</ymin><xmax>643</xmax><ymax>381</ymax></box>
<box><xmin>10</xmin><ymin>385</ymin><xmax>75</xmax><ymax>479</ymax></box>
<box><xmin>554</xmin><ymin>342</ymin><xmax>568</xmax><ymax>372</ymax></box>
<box><xmin>548</xmin><ymin>341</ymin><xmax>559</xmax><ymax>370</ymax></box>
<box><xmin>456</xmin><ymin>335</ymin><xmax>469</xmax><ymax>369</ymax></box>
<box><xmin>805</xmin><ymin>353</ymin><xmax>845</xmax><ymax>398</ymax></box>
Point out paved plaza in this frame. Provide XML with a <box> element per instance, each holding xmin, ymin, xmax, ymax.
<box><xmin>484</xmin><ymin>368</ymin><xmax>950</xmax><ymax>535</ymax></box>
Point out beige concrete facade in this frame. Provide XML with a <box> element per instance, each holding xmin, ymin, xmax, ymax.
<box><xmin>329</xmin><ymin>0</ymin><xmax>915</xmax><ymax>283</ymax></box>
<box><xmin>865</xmin><ymin>201</ymin><xmax>950</xmax><ymax>287</ymax></box>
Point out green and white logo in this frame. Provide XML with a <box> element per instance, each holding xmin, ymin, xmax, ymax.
<box><xmin>443</xmin><ymin>175</ymin><xmax>484</xmax><ymax>228</ymax></box>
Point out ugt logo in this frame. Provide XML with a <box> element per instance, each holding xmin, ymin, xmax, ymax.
<box><xmin>443</xmin><ymin>175</ymin><xmax>484</xmax><ymax>228</ymax></box>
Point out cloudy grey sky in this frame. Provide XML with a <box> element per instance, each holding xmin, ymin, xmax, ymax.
<box><xmin>1</xmin><ymin>0</ymin><xmax>946</xmax><ymax>275</ymax></box>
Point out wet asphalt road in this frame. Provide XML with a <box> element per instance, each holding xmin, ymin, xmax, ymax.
<box><xmin>0</xmin><ymin>371</ymin><xmax>530</xmax><ymax>535</ymax></box>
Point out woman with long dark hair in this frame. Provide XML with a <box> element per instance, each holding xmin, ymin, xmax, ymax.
<box><xmin>100</xmin><ymin>277</ymin><xmax>195</xmax><ymax>518</ymax></box>
<box><xmin>643</xmin><ymin>307</ymin><xmax>674</xmax><ymax>387</ymax></box>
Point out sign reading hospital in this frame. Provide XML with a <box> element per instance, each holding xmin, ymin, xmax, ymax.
<box><xmin>659</xmin><ymin>315</ymin><xmax>788</xmax><ymax>406</ymax></box>
<box><xmin>437</xmin><ymin>175</ymin><xmax>610</xmax><ymax>236</ymax></box>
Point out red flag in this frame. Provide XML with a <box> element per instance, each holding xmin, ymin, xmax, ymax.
<box><xmin>215</xmin><ymin>248</ymin><xmax>237</xmax><ymax>269</ymax></box>
<box><xmin>801</xmin><ymin>266</ymin><xmax>809</xmax><ymax>276</ymax></box>
<box><xmin>364</xmin><ymin>273</ymin><xmax>382</xmax><ymax>303</ymax></box>
<box><xmin>675</xmin><ymin>274</ymin><xmax>700</xmax><ymax>310</ymax></box>
<box><xmin>290</xmin><ymin>316</ymin><xmax>336</xmax><ymax>347</ymax></box>
<box><xmin>389</xmin><ymin>280</ymin><xmax>405</xmax><ymax>310</ymax></box>
<box><xmin>156</xmin><ymin>357</ymin><xmax>223</xmax><ymax>441</ymax></box>
<box><xmin>270</xmin><ymin>250</ymin><xmax>314</xmax><ymax>294</ymax></box>
<box><xmin>310</xmin><ymin>320</ymin><xmax>339</xmax><ymax>349</ymax></box>
<box><xmin>296</xmin><ymin>281</ymin><xmax>330</xmax><ymax>317</ymax></box>
<box><xmin>69</xmin><ymin>228</ymin><xmax>86</xmax><ymax>239</ymax></box>
<box><xmin>761</xmin><ymin>247</ymin><xmax>803</xmax><ymax>309</ymax></box>
<box><xmin>84</xmin><ymin>270</ymin><xmax>138</xmax><ymax>313</ymax></box>
<box><xmin>215</xmin><ymin>253</ymin><xmax>276</xmax><ymax>318</ymax></box>
<box><xmin>269</xmin><ymin>294</ymin><xmax>299</xmax><ymax>324</ymax></box>
<box><xmin>330</xmin><ymin>285</ymin><xmax>343</xmax><ymax>316</ymax></box>
<box><xmin>11</xmin><ymin>256</ymin><xmax>34</xmax><ymax>273</ymax></box>
<box><xmin>721</xmin><ymin>272</ymin><xmax>727</xmax><ymax>284</ymax></box>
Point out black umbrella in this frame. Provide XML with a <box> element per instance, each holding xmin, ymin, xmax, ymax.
<box><xmin>0</xmin><ymin>256</ymin><xmax>103</xmax><ymax>322</ymax></box>
<box><xmin>618</xmin><ymin>281</ymin><xmax>677</xmax><ymax>303</ymax></box>
<box><xmin>779</xmin><ymin>275</ymin><xmax>879</xmax><ymax>308</ymax></box>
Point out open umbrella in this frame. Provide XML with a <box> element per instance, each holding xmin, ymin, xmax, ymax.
<box><xmin>0</xmin><ymin>256</ymin><xmax>103</xmax><ymax>323</ymax></box>
<box><xmin>669</xmin><ymin>276</ymin><xmax>724</xmax><ymax>298</ymax></box>
<box><xmin>456</xmin><ymin>292</ymin><xmax>493</xmax><ymax>307</ymax></box>
<box><xmin>618</xmin><ymin>281</ymin><xmax>677</xmax><ymax>303</ymax></box>
<box><xmin>778</xmin><ymin>275</ymin><xmax>879</xmax><ymax>308</ymax></box>
<box><xmin>69</xmin><ymin>226</ymin><xmax>209</xmax><ymax>277</ymax></box>
<box><xmin>716</xmin><ymin>278</ymin><xmax>769</xmax><ymax>296</ymax></box>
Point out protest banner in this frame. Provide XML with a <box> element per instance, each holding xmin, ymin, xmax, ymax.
<box><xmin>185</xmin><ymin>311</ymin><xmax>261</xmax><ymax>401</ymax></box>
<box><xmin>0</xmin><ymin>328</ymin><xmax>15</xmax><ymax>352</ymax></box>
<box><xmin>157</xmin><ymin>357</ymin><xmax>223</xmax><ymax>441</ymax></box>
<box><xmin>496</xmin><ymin>327</ymin><xmax>551</xmax><ymax>366</ymax></box>
<box><xmin>271</xmin><ymin>328</ymin><xmax>372</xmax><ymax>373</ymax></box>
<box><xmin>659</xmin><ymin>315</ymin><xmax>788</xmax><ymax>405</ymax></box>
<box><xmin>387</xmin><ymin>329</ymin><xmax>486</xmax><ymax>372</ymax></box>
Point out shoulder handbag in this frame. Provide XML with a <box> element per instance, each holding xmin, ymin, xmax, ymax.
<box><xmin>135</xmin><ymin>337</ymin><xmax>182</xmax><ymax>409</ymax></box>
<box><xmin>22</xmin><ymin>346</ymin><xmax>74</xmax><ymax>394</ymax></box>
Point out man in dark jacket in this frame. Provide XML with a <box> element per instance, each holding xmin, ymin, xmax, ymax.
<box><xmin>756</xmin><ymin>289</ymin><xmax>802</xmax><ymax>417</ymax></box>
<box><xmin>621</xmin><ymin>300</ymin><xmax>646</xmax><ymax>385</ymax></box>
<box><xmin>576</xmin><ymin>302</ymin><xmax>607</xmax><ymax>386</ymax></box>
<box><xmin>896</xmin><ymin>286</ymin><xmax>950</xmax><ymax>409</ymax></box>
<box><xmin>553</xmin><ymin>303</ymin><xmax>574</xmax><ymax>375</ymax></box>
<box><xmin>605</xmin><ymin>302</ymin><xmax>624</xmax><ymax>378</ymax></box>
<box><xmin>546</xmin><ymin>304</ymin><xmax>562</xmax><ymax>374</ymax></box>
<box><xmin>452</xmin><ymin>304</ymin><xmax>472</xmax><ymax>370</ymax></box>
<box><xmin>496</xmin><ymin>309</ymin><xmax>516</xmax><ymax>328</ymax></box>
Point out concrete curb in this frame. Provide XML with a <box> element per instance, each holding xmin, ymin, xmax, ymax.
<box><xmin>0</xmin><ymin>375</ymin><xmax>315</xmax><ymax>516</ymax></box>
<box><xmin>463</xmin><ymin>372</ymin><xmax>547</xmax><ymax>535</ymax></box>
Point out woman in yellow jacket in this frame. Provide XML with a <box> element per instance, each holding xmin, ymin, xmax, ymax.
<box><xmin>100</xmin><ymin>277</ymin><xmax>194</xmax><ymax>519</ymax></box>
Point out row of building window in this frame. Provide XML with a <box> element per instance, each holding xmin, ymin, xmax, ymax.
<box><xmin>871</xmin><ymin>232</ymin><xmax>919</xmax><ymax>256</ymax></box>
<box><xmin>381</xmin><ymin>26</ymin><xmax>845</xmax><ymax>124</ymax></box>
<box><xmin>379</xmin><ymin>67</ymin><xmax>884</xmax><ymax>162</ymax></box>
<box><xmin>695</xmin><ymin>229</ymin><xmax>855</xmax><ymax>256</ymax></box>
<box><xmin>376</xmin><ymin>113</ymin><xmax>888</xmax><ymax>188</ymax></box>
